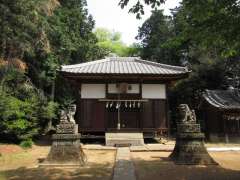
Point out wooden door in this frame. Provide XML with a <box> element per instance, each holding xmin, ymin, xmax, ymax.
<box><xmin>120</xmin><ymin>108</ymin><xmax>139</xmax><ymax>129</ymax></box>
<box><xmin>107</xmin><ymin>107</ymin><xmax>140</xmax><ymax>130</ymax></box>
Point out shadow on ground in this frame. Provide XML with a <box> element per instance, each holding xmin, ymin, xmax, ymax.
<box><xmin>0</xmin><ymin>161</ymin><xmax>113</xmax><ymax>180</ymax></box>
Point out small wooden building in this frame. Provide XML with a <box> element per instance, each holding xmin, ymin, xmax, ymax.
<box><xmin>60</xmin><ymin>57</ymin><xmax>189</xmax><ymax>140</ymax></box>
<box><xmin>201</xmin><ymin>89</ymin><xmax>240</xmax><ymax>142</ymax></box>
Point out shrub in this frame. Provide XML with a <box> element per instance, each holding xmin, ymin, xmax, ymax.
<box><xmin>20</xmin><ymin>139</ymin><xmax>33</xmax><ymax>149</ymax></box>
<box><xmin>0</xmin><ymin>67</ymin><xmax>59</xmax><ymax>143</ymax></box>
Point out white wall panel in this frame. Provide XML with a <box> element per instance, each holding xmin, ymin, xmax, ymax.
<box><xmin>142</xmin><ymin>84</ymin><xmax>166</xmax><ymax>99</ymax></box>
<box><xmin>81</xmin><ymin>84</ymin><xmax>105</xmax><ymax>99</ymax></box>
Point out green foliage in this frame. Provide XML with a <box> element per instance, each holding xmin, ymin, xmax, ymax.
<box><xmin>20</xmin><ymin>139</ymin><xmax>33</xmax><ymax>149</ymax></box>
<box><xmin>0</xmin><ymin>0</ymin><xmax>40</xmax><ymax>58</ymax></box>
<box><xmin>95</xmin><ymin>28</ymin><xmax>140</xmax><ymax>57</ymax></box>
<box><xmin>0</xmin><ymin>94</ymin><xmax>36</xmax><ymax>138</ymax></box>
<box><xmin>137</xmin><ymin>10</ymin><xmax>182</xmax><ymax>65</ymax></box>
<box><xmin>119</xmin><ymin>0</ymin><xmax>165</xmax><ymax>19</ymax></box>
<box><xmin>0</xmin><ymin>66</ymin><xmax>59</xmax><ymax>142</ymax></box>
<box><xmin>46</xmin><ymin>0</ymin><xmax>100</xmax><ymax>63</ymax></box>
<box><xmin>174</xmin><ymin>0</ymin><xmax>240</xmax><ymax>59</ymax></box>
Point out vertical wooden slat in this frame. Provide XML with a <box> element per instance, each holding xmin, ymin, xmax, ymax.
<box><xmin>142</xmin><ymin>101</ymin><xmax>154</xmax><ymax>128</ymax></box>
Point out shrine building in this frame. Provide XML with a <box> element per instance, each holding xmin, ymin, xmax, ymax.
<box><xmin>201</xmin><ymin>88</ymin><xmax>240</xmax><ymax>142</ymax></box>
<box><xmin>60</xmin><ymin>57</ymin><xmax>189</xmax><ymax>145</ymax></box>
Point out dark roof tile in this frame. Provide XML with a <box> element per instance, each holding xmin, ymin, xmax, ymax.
<box><xmin>203</xmin><ymin>89</ymin><xmax>240</xmax><ymax>110</ymax></box>
<box><xmin>60</xmin><ymin>57</ymin><xmax>189</xmax><ymax>75</ymax></box>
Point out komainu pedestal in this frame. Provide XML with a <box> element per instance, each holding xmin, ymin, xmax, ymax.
<box><xmin>40</xmin><ymin>106</ymin><xmax>86</xmax><ymax>167</ymax></box>
<box><xmin>169</xmin><ymin>104</ymin><xmax>217</xmax><ymax>165</ymax></box>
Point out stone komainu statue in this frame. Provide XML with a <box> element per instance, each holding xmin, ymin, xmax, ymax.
<box><xmin>59</xmin><ymin>104</ymin><xmax>76</xmax><ymax>124</ymax></box>
<box><xmin>67</xmin><ymin>104</ymin><xmax>76</xmax><ymax>124</ymax></box>
<box><xmin>178</xmin><ymin>104</ymin><xmax>196</xmax><ymax>123</ymax></box>
<box><xmin>41</xmin><ymin>104</ymin><xmax>86</xmax><ymax>167</ymax></box>
<box><xmin>169</xmin><ymin>104</ymin><xmax>217</xmax><ymax>165</ymax></box>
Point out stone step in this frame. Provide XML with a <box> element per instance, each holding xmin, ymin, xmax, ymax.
<box><xmin>105</xmin><ymin>132</ymin><xmax>144</xmax><ymax>146</ymax></box>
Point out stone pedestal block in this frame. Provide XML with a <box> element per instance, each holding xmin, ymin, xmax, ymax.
<box><xmin>170</xmin><ymin>132</ymin><xmax>217</xmax><ymax>165</ymax></box>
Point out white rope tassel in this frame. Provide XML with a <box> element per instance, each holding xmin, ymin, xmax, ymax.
<box><xmin>138</xmin><ymin>102</ymin><xmax>141</xmax><ymax>108</ymax></box>
<box><xmin>125</xmin><ymin>101</ymin><xmax>128</xmax><ymax>108</ymax></box>
<box><xmin>133</xmin><ymin>101</ymin><xmax>136</xmax><ymax>108</ymax></box>
<box><xmin>130</xmin><ymin>102</ymin><xmax>132</xmax><ymax>108</ymax></box>
<box><xmin>110</xmin><ymin>101</ymin><xmax>113</xmax><ymax>108</ymax></box>
<box><xmin>106</xmin><ymin>102</ymin><xmax>109</xmax><ymax>108</ymax></box>
<box><xmin>116</xmin><ymin>102</ymin><xmax>120</xmax><ymax>109</ymax></box>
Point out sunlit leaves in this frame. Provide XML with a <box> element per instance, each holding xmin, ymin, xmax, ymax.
<box><xmin>95</xmin><ymin>28</ymin><xmax>140</xmax><ymax>57</ymax></box>
<box><xmin>118</xmin><ymin>0</ymin><xmax>165</xmax><ymax>19</ymax></box>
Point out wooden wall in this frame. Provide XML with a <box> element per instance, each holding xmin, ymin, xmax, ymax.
<box><xmin>76</xmin><ymin>99</ymin><xmax>167</xmax><ymax>133</ymax></box>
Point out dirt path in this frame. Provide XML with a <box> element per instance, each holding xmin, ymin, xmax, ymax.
<box><xmin>0</xmin><ymin>145</ymin><xmax>116</xmax><ymax>180</ymax></box>
<box><xmin>132</xmin><ymin>151</ymin><xmax>240</xmax><ymax>180</ymax></box>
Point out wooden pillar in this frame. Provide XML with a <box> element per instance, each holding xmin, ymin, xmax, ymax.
<box><xmin>223</xmin><ymin>115</ymin><xmax>229</xmax><ymax>143</ymax></box>
<box><xmin>166</xmin><ymin>84</ymin><xmax>170</xmax><ymax>139</ymax></box>
<box><xmin>238</xmin><ymin>119</ymin><xmax>240</xmax><ymax>135</ymax></box>
<box><xmin>117</xmin><ymin>93</ymin><xmax>121</xmax><ymax>130</ymax></box>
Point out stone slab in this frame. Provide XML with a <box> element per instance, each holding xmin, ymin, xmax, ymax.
<box><xmin>113</xmin><ymin>147</ymin><xmax>136</xmax><ymax>180</ymax></box>
<box><xmin>105</xmin><ymin>133</ymin><xmax>144</xmax><ymax>146</ymax></box>
<box><xmin>83</xmin><ymin>144</ymin><xmax>116</xmax><ymax>150</ymax></box>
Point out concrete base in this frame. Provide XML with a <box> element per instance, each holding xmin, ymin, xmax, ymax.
<box><xmin>105</xmin><ymin>132</ymin><xmax>144</xmax><ymax>146</ymax></box>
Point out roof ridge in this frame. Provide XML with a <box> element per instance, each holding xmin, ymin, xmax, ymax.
<box><xmin>109</xmin><ymin>57</ymin><xmax>139</xmax><ymax>61</ymax></box>
<box><xmin>61</xmin><ymin>59</ymin><xmax>109</xmax><ymax>69</ymax></box>
<box><xmin>134</xmin><ymin>58</ymin><xmax>188</xmax><ymax>72</ymax></box>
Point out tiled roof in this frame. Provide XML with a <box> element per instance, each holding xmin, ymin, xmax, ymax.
<box><xmin>60</xmin><ymin>57</ymin><xmax>189</xmax><ymax>75</ymax></box>
<box><xmin>203</xmin><ymin>89</ymin><xmax>240</xmax><ymax>110</ymax></box>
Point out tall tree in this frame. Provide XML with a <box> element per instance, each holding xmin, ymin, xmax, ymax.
<box><xmin>95</xmin><ymin>28</ymin><xmax>140</xmax><ymax>57</ymax></box>
<box><xmin>137</xmin><ymin>10</ymin><xmax>182</xmax><ymax>65</ymax></box>
<box><xmin>0</xmin><ymin>0</ymin><xmax>40</xmax><ymax>59</ymax></box>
